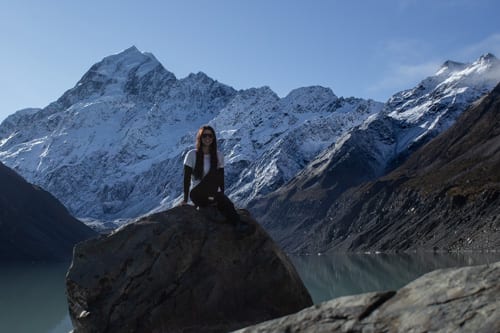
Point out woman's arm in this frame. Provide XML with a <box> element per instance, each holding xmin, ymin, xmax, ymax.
<box><xmin>217</xmin><ymin>151</ymin><xmax>225</xmax><ymax>194</ymax></box>
<box><xmin>183</xmin><ymin>165</ymin><xmax>193</xmax><ymax>203</ymax></box>
<box><xmin>217</xmin><ymin>167</ymin><xmax>225</xmax><ymax>194</ymax></box>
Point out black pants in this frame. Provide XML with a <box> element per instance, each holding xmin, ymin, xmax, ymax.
<box><xmin>190</xmin><ymin>172</ymin><xmax>240</xmax><ymax>222</ymax></box>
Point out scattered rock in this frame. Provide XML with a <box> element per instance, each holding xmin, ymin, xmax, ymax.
<box><xmin>235</xmin><ymin>261</ymin><xmax>500</xmax><ymax>332</ymax></box>
<box><xmin>66</xmin><ymin>206</ymin><xmax>312</xmax><ymax>333</ymax></box>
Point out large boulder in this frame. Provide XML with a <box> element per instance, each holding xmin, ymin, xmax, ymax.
<box><xmin>235</xmin><ymin>261</ymin><xmax>500</xmax><ymax>332</ymax></box>
<box><xmin>66</xmin><ymin>206</ymin><xmax>312</xmax><ymax>332</ymax></box>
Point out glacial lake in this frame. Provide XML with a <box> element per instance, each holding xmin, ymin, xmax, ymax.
<box><xmin>1</xmin><ymin>252</ymin><xmax>499</xmax><ymax>333</ymax></box>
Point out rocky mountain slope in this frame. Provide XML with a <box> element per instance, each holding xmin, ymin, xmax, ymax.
<box><xmin>0</xmin><ymin>46</ymin><xmax>382</xmax><ymax>223</ymax></box>
<box><xmin>0</xmin><ymin>162</ymin><xmax>96</xmax><ymax>261</ymax></box>
<box><xmin>249</xmin><ymin>54</ymin><xmax>500</xmax><ymax>252</ymax></box>
<box><xmin>281</xmin><ymin>81</ymin><xmax>500</xmax><ymax>254</ymax></box>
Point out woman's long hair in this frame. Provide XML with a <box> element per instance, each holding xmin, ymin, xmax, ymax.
<box><xmin>193</xmin><ymin>125</ymin><xmax>218</xmax><ymax>180</ymax></box>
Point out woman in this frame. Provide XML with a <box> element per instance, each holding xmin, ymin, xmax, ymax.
<box><xmin>181</xmin><ymin>125</ymin><xmax>252</xmax><ymax>233</ymax></box>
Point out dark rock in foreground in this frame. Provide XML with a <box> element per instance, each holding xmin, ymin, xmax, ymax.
<box><xmin>0</xmin><ymin>162</ymin><xmax>96</xmax><ymax>261</ymax></box>
<box><xmin>235</xmin><ymin>260</ymin><xmax>500</xmax><ymax>332</ymax></box>
<box><xmin>66</xmin><ymin>206</ymin><xmax>312</xmax><ymax>333</ymax></box>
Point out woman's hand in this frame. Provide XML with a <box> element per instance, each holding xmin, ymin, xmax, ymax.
<box><xmin>179</xmin><ymin>200</ymin><xmax>189</xmax><ymax>206</ymax></box>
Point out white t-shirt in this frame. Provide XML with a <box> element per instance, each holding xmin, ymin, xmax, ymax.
<box><xmin>183</xmin><ymin>149</ymin><xmax>224</xmax><ymax>188</ymax></box>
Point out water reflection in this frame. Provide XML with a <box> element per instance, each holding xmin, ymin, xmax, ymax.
<box><xmin>1</xmin><ymin>253</ymin><xmax>499</xmax><ymax>332</ymax></box>
<box><xmin>290</xmin><ymin>252</ymin><xmax>500</xmax><ymax>304</ymax></box>
<box><xmin>0</xmin><ymin>261</ymin><xmax>72</xmax><ymax>333</ymax></box>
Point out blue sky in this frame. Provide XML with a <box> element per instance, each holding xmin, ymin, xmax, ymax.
<box><xmin>1</xmin><ymin>0</ymin><xmax>499</xmax><ymax>122</ymax></box>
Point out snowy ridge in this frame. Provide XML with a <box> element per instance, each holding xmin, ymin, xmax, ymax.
<box><xmin>0</xmin><ymin>47</ymin><xmax>382</xmax><ymax>224</ymax></box>
<box><xmin>2</xmin><ymin>48</ymin><xmax>498</xmax><ymax>228</ymax></box>
<box><xmin>221</xmin><ymin>94</ymin><xmax>381</xmax><ymax>205</ymax></box>
<box><xmin>388</xmin><ymin>53</ymin><xmax>499</xmax><ymax>125</ymax></box>
<box><xmin>344</xmin><ymin>53</ymin><xmax>500</xmax><ymax>173</ymax></box>
<box><xmin>246</xmin><ymin>53</ymin><xmax>500</xmax><ymax>251</ymax></box>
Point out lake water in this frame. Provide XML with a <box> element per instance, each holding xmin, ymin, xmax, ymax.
<box><xmin>290</xmin><ymin>251</ymin><xmax>500</xmax><ymax>304</ymax></box>
<box><xmin>1</xmin><ymin>252</ymin><xmax>499</xmax><ymax>333</ymax></box>
<box><xmin>0</xmin><ymin>262</ymin><xmax>72</xmax><ymax>333</ymax></box>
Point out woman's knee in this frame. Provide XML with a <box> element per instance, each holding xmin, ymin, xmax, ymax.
<box><xmin>190</xmin><ymin>188</ymin><xmax>204</xmax><ymax>206</ymax></box>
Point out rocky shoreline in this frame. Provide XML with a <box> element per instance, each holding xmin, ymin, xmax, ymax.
<box><xmin>235</xmin><ymin>260</ymin><xmax>500</xmax><ymax>332</ymax></box>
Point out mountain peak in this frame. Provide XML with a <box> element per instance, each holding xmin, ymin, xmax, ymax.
<box><xmin>479</xmin><ymin>53</ymin><xmax>497</xmax><ymax>61</ymax></box>
<box><xmin>100</xmin><ymin>45</ymin><xmax>161</xmax><ymax>70</ymax></box>
<box><xmin>56</xmin><ymin>46</ymin><xmax>175</xmax><ymax>106</ymax></box>
<box><xmin>185</xmin><ymin>71</ymin><xmax>211</xmax><ymax>81</ymax></box>
<box><xmin>122</xmin><ymin>45</ymin><xmax>140</xmax><ymax>54</ymax></box>
<box><xmin>436</xmin><ymin>60</ymin><xmax>467</xmax><ymax>75</ymax></box>
<box><xmin>284</xmin><ymin>86</ymin><xmax>337</xmax><ymax>100</ymax></box>
<box><xmin>437</xmin><ymin>53</ymin><xmax>498</xmax><ymax>74</ymax></box>
<box><xmin>474</xmin><ymin>53</ymin><xmax>499</xmax><ymax>68</ymax></box>
<box><xmin>441</xmin><ymin>60</ymin><xmax>465</xmax><ymax>68</ymax></box>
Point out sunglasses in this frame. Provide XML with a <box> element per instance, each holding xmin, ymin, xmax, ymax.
<box><xmin>202</xmin><ymin>133</ymin><xmax>214</xmax><ymax>139</ymax></box>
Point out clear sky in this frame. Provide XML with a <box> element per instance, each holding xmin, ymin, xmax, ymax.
<box><xmin>1</xmin><ymin>0</ymin><xmax>499</xmax><ymax>123</ymax></box>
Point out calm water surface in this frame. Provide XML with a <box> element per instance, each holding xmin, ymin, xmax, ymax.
<box><xmin>0</xmin><ymin>261</ymin><xmax>72</xmax><ymax>333</ymax></box>
<box><xmin>1</xmin><ymin>252</ymin><xmax>499</xmax><ymax>333</ymax></box>
<box><xmin>290</xmin><ymin>251</ymin><xmax>500</xmax><ymax>303</ymax></box>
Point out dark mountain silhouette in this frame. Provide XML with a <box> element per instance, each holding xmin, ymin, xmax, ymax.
<box><xmin>0</xmin><ymin>162</ymin><xmax>96</xmax><ymax>261</ymax></box>
<box><xmin>292</xmin><ymin>82</ymin><xmax>500</xmax><ymax>253</ymax></box>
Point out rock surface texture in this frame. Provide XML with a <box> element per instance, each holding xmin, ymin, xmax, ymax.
<box><xmin>235</xmin><ymin>261</ymin><xmax>500</xmax><ymax>333</ymax></box>
<box><xmin>66</xmin><ymin>206</ymin><xmax>312</xmax><ymax>333</ymax></box>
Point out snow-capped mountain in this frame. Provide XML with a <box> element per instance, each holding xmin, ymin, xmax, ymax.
<box><xmin>0</xmin><ymin>46</ymin><xmax>382</xmax><ymax>223</ymax></box>
<box><xmin>385</xmin><ymin>53</ymin><xmax>499</xmax><ymax>153</ymax></box>
<box><xmin>212</xmin><ymin>86</ymin><xmax>381</xmax><ymax>206</ymax></box>
<box><xmin>298</xmin><ymin>81</ymin><xmax>500</xmax><ymax>254</ymax></box>
<box><xmin>249</xmin><ymin>53</ymin><xmax>500</xmax><ymax>252</ymax></box>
